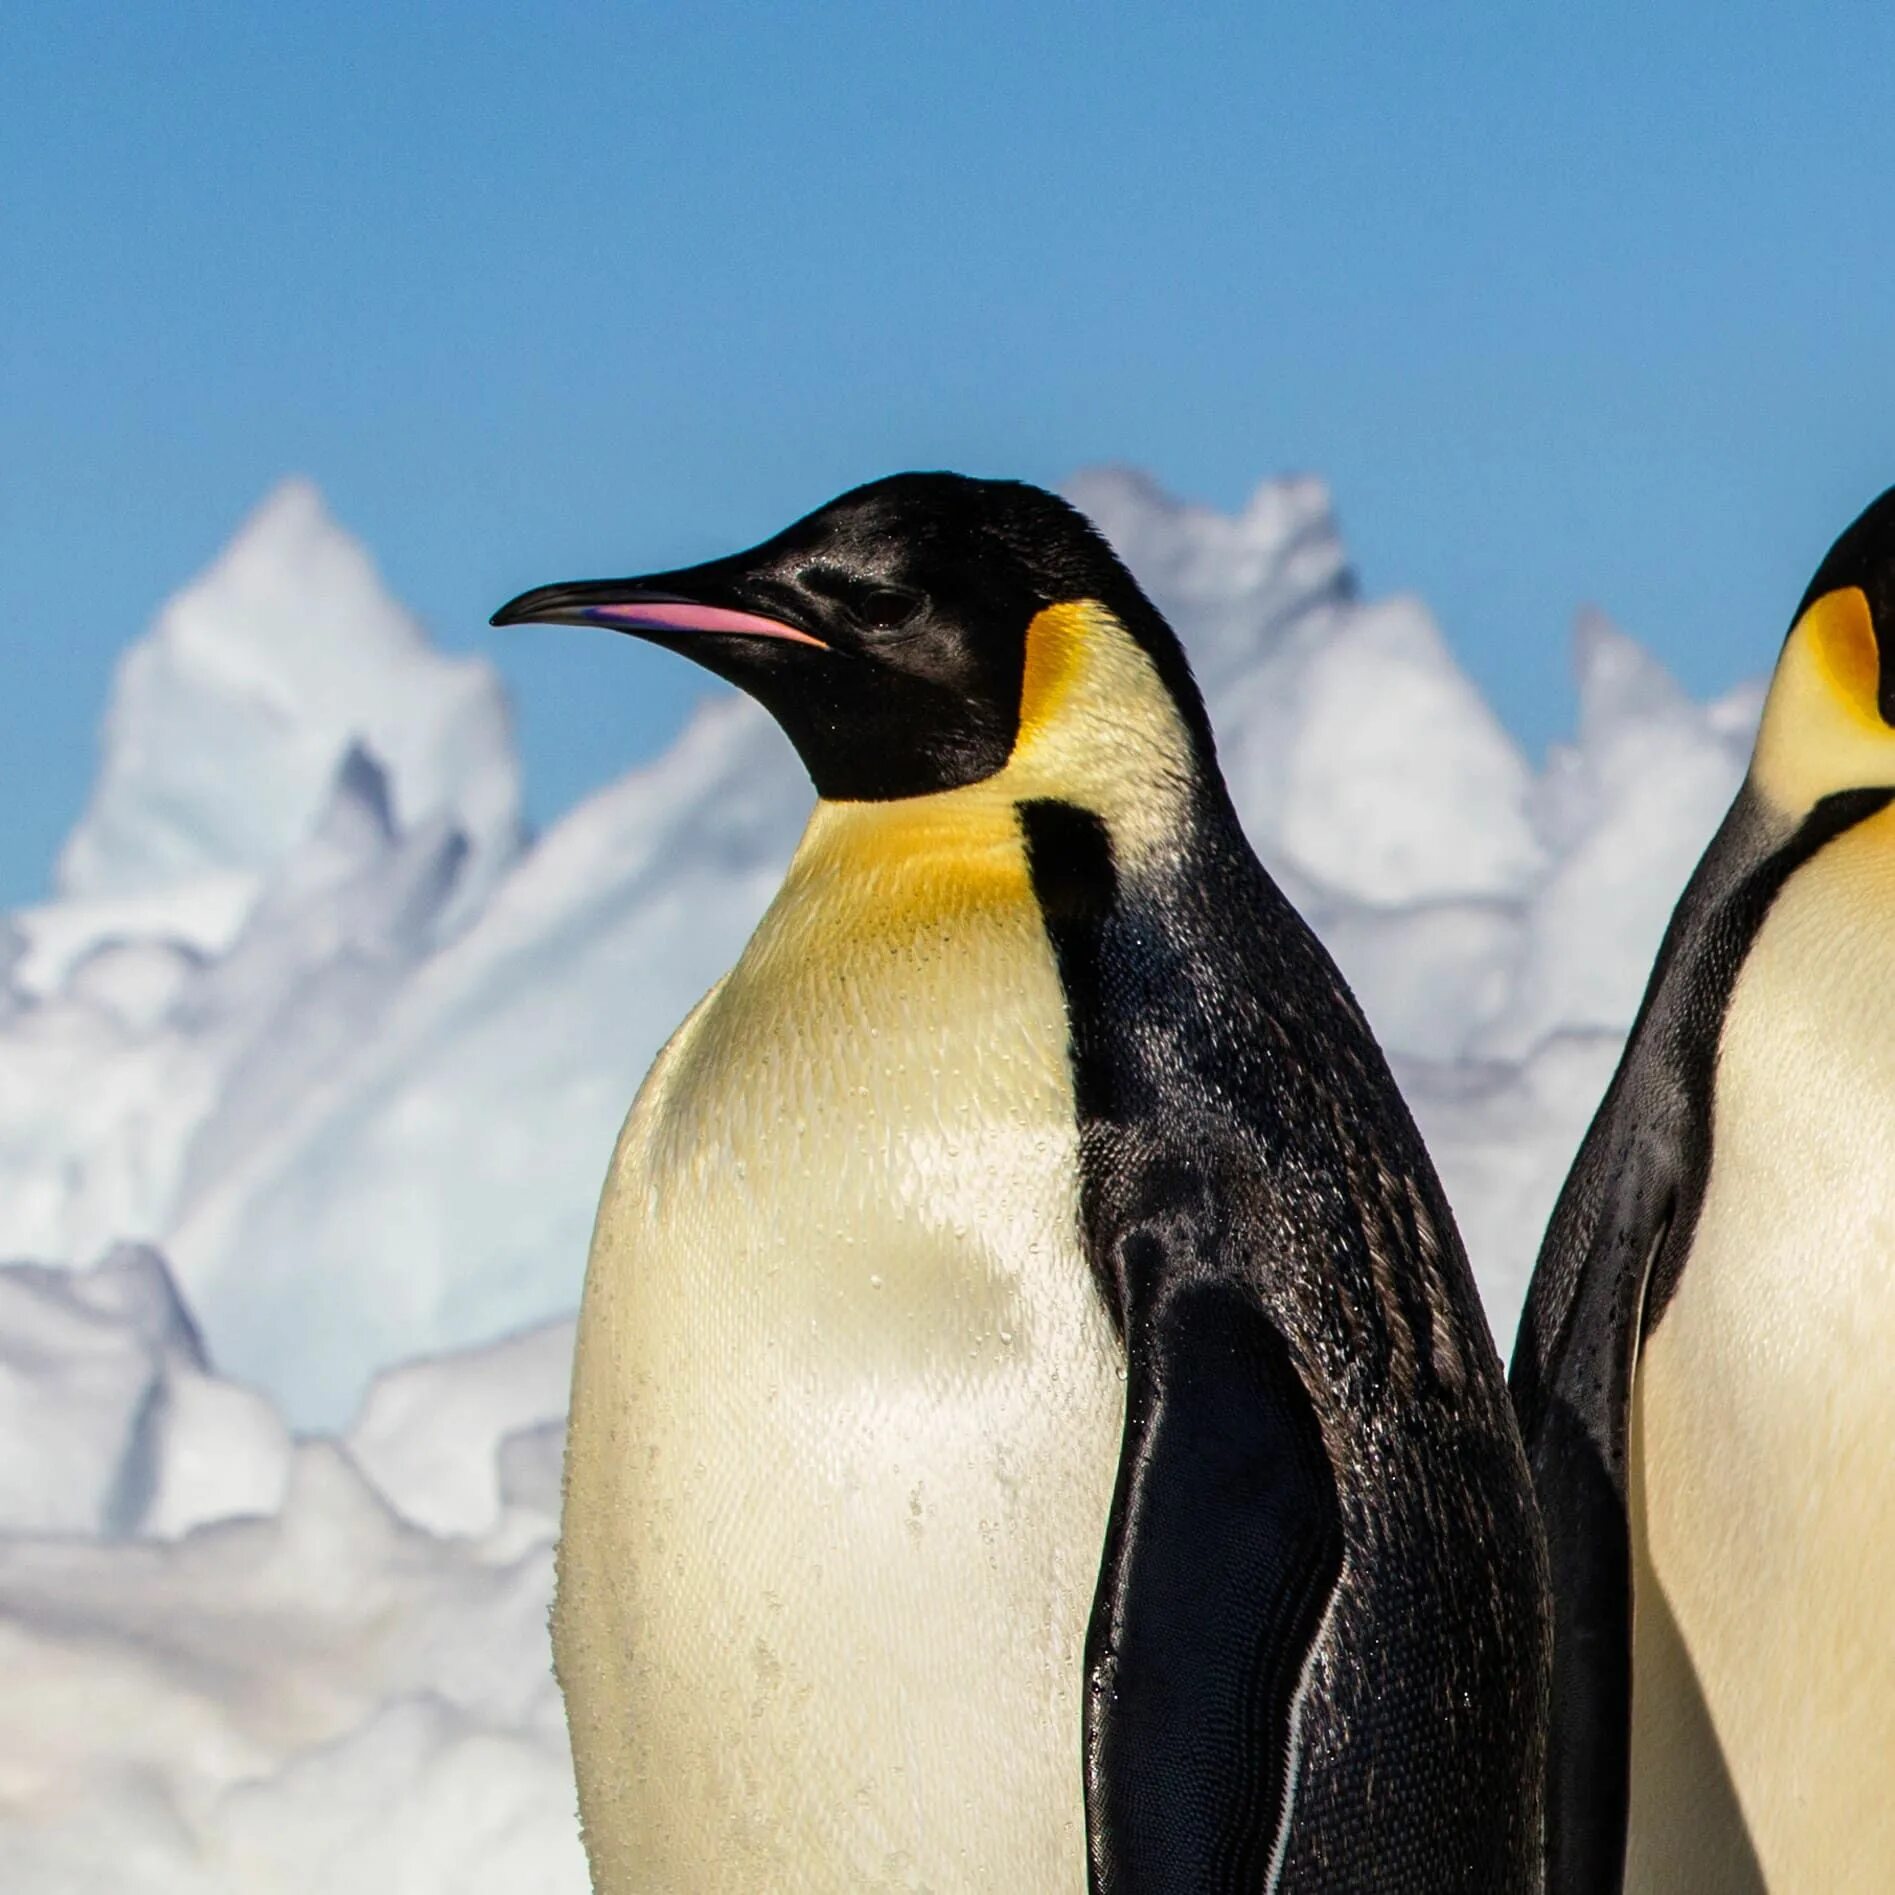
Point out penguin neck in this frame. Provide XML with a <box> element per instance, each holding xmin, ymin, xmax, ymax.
<box><xmin>1751</xmin><ymin>587</ymin><xmax>1895</xmax><ymax>818</ymax></box>
<box><xmin>1004</xmin><ymin>598</ymin><xmax>1208</xmax><ymax>875</ymax></box>
<box><xmin>775</xmin><ymin>785</ymin><xmax>1037</xmax><ymax>945</ymax></box>
<box><xmin>770</xmin><ymin>598</ymin><xmax>1210</xmax><ymax>941</ymax></box>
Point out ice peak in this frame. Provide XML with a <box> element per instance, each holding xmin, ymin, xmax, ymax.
<box><xmin>1063</xmin><ymin>466</ymin><xmax>1354</xmax><ymax>681</ymax></box>
<box><xmin>237</xmin><ymin>472</ymin><xmax>351</xmax><ymax>547</ymax></box>
<box><xmin>55</xmin><ymin>479</ymin><xmax>524</xmax><ymax>919</ymax></box>
<box><xmin>1571</xmin><ymin>604</ymin><xmax>1689</xmax><ymax>737</ymax></box>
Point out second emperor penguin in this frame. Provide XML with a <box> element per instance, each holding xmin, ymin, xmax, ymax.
<box><xmin>1514</xmin><ymin>485</ymin><xmax>1895</xmax><ymax>1894</ymax></box>
<box><xmin>496</xmin><ymin>473</ymin><xmax>1548</xmax><ymax>1893</ymax></box>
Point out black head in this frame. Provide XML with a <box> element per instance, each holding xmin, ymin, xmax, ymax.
<box><xmin>492</xmin><ymin>472</ymin><xmax>1209</xmax><ymax>801</ymax></box>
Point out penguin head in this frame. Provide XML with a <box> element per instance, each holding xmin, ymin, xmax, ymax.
<box><xmin>492</xmin><ymin>473</ymin><xmax>1210</xmax><ymax>804</ymax></box>
<box><xmin>1753</xmin><ymin>485</ymin><xmax>1895</xmax><ymax>815</ymax></box>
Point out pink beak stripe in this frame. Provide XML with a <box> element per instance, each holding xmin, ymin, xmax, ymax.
<box><xmin>580</xmin><ymin>601</ymin><xmax>828</xmax><ymax>648</ymax></box>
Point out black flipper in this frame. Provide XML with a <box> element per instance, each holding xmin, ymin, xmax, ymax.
<box><xmin>1511</xmin><ymin>782</ymin><xmax>1894</xmax><ymax>1893</ymax></box>
<box><xmin>1018</xmin><ymin>792</ymin><xmax>1538</xmax><ymax>1888</ymax></box>
<box><xmin>1085</xmin><ymin>1274</ymin><xmax>1343</xmax><ymax>1894</ymax></box>
<box><xmin>1511</xmin><ymin>1125</ymin><xmax>1678</xmax><ymax>1894</ymax></box>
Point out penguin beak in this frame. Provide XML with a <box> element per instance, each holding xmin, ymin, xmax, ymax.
<box><xmin>490</xmin><ymin>574</ymin><xmax>829</xmax><ymax>649</ymax></box>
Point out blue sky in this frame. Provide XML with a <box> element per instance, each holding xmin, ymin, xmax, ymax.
<box><xmin>7</xmin><ymin>2</ymin><xmax>1894</xmax><ymax>907</ymax></box>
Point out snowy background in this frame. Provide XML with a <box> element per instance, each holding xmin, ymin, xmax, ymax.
<box><xmin>0</xmin><ymin>468</ymin><xmax>1761</xmax><ymax>1890</ymax></box>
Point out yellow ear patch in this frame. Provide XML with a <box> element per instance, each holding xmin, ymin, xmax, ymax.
<box><xmin>1752</xmin><ymin>587</ymin><xmax>1895</xmax><ymax>814</ymax></box>
<box><xmin>1004</xmin><ymin>599</ymin><xmax>1195</xmax><ymax>870</ymax></box>
<box><xmin>1016</xmin><ymin>602</ymin><xmax>1092</xmax><ymax>747</ymax></box>
<box><xmin>1804</xmin><ymin>587</ymin><xmax>1882</xmax><ymax>723</ymax></box>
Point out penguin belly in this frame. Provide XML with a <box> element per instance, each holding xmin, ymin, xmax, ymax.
<box><xmin>1629</xmin><ymin>811</ymin><xmax>1895</xmax><ymax>1893</ymax></box>
<box><xmin>554</xmin><ymin>801</ymin><xmax>1125</xmax><ymax>1893</ymax></box>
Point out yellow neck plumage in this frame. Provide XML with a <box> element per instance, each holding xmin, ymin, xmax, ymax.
<box><xmin>1753</xmin><ymin>587</ymin><xmax>1895</xmax><ymax>815</ymax></box>
<box><xmin>781</xmin><ymin>599</ymin><xmax>1196</xmax><ymax>936</ymax></box>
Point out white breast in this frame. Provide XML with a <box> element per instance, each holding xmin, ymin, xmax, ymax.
<box><xmin>1629</xmin><ymin>809</ymin><xmax>1895</xmax><ymax>1893</ymax></box>
<box><xmin>555</xmin><ymin>796</ymin><xmax>1124</xmax><ymax>1894</ymax></box>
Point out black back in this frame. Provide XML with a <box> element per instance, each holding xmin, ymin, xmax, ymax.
<box><xmin>1021</xmin><ymin>770</ymin><xmax>1550</xmax><ymax>1891</ymax></box>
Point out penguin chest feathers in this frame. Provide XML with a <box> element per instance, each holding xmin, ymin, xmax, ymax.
<box><xmin>1632</xmin><ymin>805</ymin><xmax>1895</xmax><ymax>1887</ymax></box>
<box><xmin>555</xmin><ymin>604</ymin><xmax>1194</xmax><ymax>1891</ymax></box>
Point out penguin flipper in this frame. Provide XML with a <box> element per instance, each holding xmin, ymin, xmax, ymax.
<box><xmin>1510</xmin><ymin>1072</ymin><xmax>1686</xmax><ymax>1895</ymax></box>
<box><xmin>1084</xmin><ymin>1274</ymin><xmax>1343</xmax><ymax>1894</ymax></box>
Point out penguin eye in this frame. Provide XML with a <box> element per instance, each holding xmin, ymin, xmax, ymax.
<box><xmin>852</xmin><ymin>586</ymin><xmax>921</xmax><ymax>634</ymax></box>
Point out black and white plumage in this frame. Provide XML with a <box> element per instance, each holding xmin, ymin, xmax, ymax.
<box><xmin>497</xmin><ymin>473</ymin><xmax>1549</xmax><ymax>1892</ymax></box>
<box><xmin>1514</xmin><ymin>485</ymin><xmax>1895</xmax><ymax>1893</ymax></box>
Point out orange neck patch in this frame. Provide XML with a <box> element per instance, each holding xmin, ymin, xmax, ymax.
<box><xmin>1803</xmin><ymin>587</ymin><xmax>1883</xmax><ymax>729</ymax></box>
<box><xmin>1015</xmin><ymin>602</ymin><xmax>1093</xmax><ymax>750</ymax></box>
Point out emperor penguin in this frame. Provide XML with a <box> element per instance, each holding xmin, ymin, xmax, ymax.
<box><xmin>1513</xmin><ymin>485</ymin><xmax>1895</xmax><ymax>1894</ymax></box>
<box><xmin>495</xmin><ymin>473</ymin><xmax>1547</xmax><ymax>1894</ymax></box>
